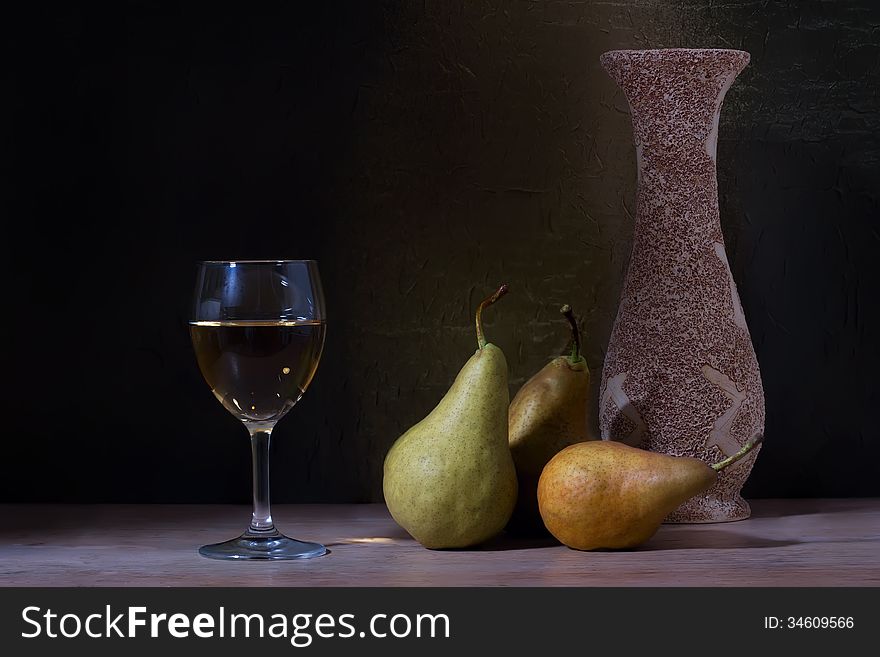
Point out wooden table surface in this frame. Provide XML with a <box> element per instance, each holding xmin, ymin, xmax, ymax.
<box><xmin>1</xmin><ymin>499</ymin><xmax>878</xmax><ymax>586</ymax></box>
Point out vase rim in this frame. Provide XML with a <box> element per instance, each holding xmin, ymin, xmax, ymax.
<box><xmin>599</xmin><ymin>48</ymin><xmax>751</xmax><ymax>62</ymax></box>
<box><xmin>600</xmin><ymin>48</ymin><xmax>750</xmax><ymax>74</ymax></box>
<box><xmin>601</xmin><ymin>48</ymin><xmax>749</xmax><ymax>56</ymax></box>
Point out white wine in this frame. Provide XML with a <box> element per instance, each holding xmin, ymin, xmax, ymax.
<box><xmin>190</xmin><ymin>320</ymin><xmax>326</xmax><ymax>423</ymax></box>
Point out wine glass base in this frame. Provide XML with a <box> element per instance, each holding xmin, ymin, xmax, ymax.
<box><xmin>199</xmin><ymin>531</ymin><xmax>327</xmax><ymax>560</ymax></box>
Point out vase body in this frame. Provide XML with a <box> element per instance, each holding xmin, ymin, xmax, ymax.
<box><xmin>598</xmin><ymin>49</ymin><xmax>764</xmax><ymax>523</ymax></box>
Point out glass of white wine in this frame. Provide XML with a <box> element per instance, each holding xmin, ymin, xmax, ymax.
<box><xmin>190</xmin><ymin>260</ymin><xmax>326</xmax><ymax>560</ymax></box>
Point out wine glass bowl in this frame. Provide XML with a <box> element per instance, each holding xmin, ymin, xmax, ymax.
<box><xmin>190</xmin><ymin>320</ymin><xmax>325</xmax><ymax>425</ymax></box>
<box><xmin>190</xmin><ymin>260</ymin><xmax>327</xmax><ymax>560</ymax></box>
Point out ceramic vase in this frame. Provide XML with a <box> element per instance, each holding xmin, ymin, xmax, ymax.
<box><xmin>598</xmin><ymin>49</ymin><xmax>764</xmax><ymax>523</ymax></box>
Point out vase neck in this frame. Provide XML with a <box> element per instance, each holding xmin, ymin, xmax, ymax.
<box><xmin>601</xmin><ymin>49</ymin><xmax>749</xmax><ymax>165</ymax></box>
<box><xmin>600</xmin><ymin>49</ymin><xmax>748</xmax><ymax>242</ymax></box>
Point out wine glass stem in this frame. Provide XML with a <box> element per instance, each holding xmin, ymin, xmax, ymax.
<box><xmin>247</xmin><ymin>426</ymin><xmax>276</xmax><ymax>535</ymax></box>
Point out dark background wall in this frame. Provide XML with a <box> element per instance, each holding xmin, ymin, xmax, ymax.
<box><xmin>4</xmin><ymin>1</ymin><xmax>878</xmax><ymax>503</ymax></box>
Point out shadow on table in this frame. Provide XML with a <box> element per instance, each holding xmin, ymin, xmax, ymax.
<box><xmin>324</xmin><ymin>521</ymin><xmax>803</xmax><ymax>553</ymax></box>
<box><xmin>641</xmin><ymin>529</ymin><xmax>801</xmax><ymax>551</ymax></box>
<box><xmin>456</xmin><ymin>532</ymin><xmax>559</xmax><ymax>552</ymax></box>
<box><xmin>748</xmin><ymin>499</ymin><xmax>838</xmax><ymax>519</ymax></box>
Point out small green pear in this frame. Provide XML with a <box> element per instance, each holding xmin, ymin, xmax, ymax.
<box><xmin>538</xmin><ymin>436</ymin><xmax>762</xmax><ymax>550</ymax></box>
<box><xmin>508</xmin><ymin>305</ymin><xmax>595</xmax><ymax>534</ymax></box>
<box><xmin>383</xmin><ymin>285</ymin><xmax>518</xmax><ymax>549</ymax></box>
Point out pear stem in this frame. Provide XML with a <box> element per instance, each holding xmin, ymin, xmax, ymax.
<box><xmin>476</xmin><ymin>284</ymin><xmax>509</xmax><ymax>349</ymax></box>
<box><xmin>711</xmin><ymin>434</ymin><xmax>764</xmax><ymax>472</ymax></box>
<box><xmin>560</xmin><ymin>304</ymin><xmax>582</xmax><ymax>363</ymax></box>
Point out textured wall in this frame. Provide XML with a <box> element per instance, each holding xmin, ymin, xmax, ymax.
<box><xmin>4</xmin><ymin>1</ymin><xmax>878</xmax><ymax>502</ymax></box>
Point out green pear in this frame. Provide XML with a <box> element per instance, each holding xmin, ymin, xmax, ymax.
<box><xmin>508</xmin><ymin>305</ymin><xmax>595</xmax><ymax>534</ymax></box>
<box><xmin>537</xmin><ymin>436</ymin><xmax>763</xmax><ymax>550</ymax></box>
<box><xmin>383</xmin><ymin>285</ymin><xmax>518</xmax><ymax>549</ymax></box>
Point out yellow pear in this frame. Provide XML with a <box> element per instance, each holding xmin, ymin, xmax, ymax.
<box><xmin>508</xmin><ymin>305</ymin><xmax>595</xmax><ymax>534</ymax></box>
<box><xmin>538</xmin><ymin>437</ymin><xmax>762</xmax><ymax>550</ymax></box>
<box><xmin>383</xmin><ymin>285</ymin><xmax>517</xmax><ymax>549</ymax></box>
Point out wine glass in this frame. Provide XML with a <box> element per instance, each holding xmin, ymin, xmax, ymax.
<box><xmin>189</xmin><ymin>260</ymin><xmax>327</xmax><ymax>560</ymax></box>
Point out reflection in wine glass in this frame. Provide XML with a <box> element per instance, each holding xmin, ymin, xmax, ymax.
<box><xmin>190</xmin><ymin>260</ymin><xmax>326</xmax><ymax>560</ymax></box>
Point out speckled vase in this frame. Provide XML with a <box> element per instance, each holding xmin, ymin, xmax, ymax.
<box><xmin>598</xmin><ymin>49</ymin><xmax>764</xmax><ymax>523</ymax></box>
